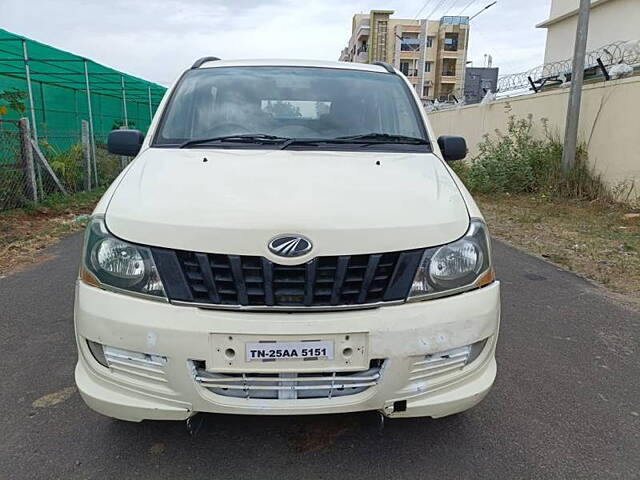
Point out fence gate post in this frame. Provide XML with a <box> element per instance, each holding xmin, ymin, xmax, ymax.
<box><xmin>81</xmin><ymin>120</ymin><xmax>91</xmax><ymax>191</ymax></box>
<box><xmin>18</xmin><ymin>117</ymin><xmax>38</xmax><ymax>203</ymax></box>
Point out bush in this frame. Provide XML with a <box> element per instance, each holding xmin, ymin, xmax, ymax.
<box><xmin>451</xmin><ymin>115</ymin><xmax>609</xmax><ymax>201</ymax></box>
<box><xmin>95</xmin><ymin>145</ymin><xmax>123</xmax><ymax>186</ymax></box>
<box><xmin>47</xmin><ymin>144</ymin><xmax>85</xmax><ymax>193</ymax></box>
<box><xmin>41</xmin><ymin>141</ymin><xmax>124</xmax><ymax>192</ymax></box>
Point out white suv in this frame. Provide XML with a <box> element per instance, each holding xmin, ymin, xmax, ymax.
<box><xmin>74</xmin><ymin>59</ymin><xmax>500</xmax><ymax>422</ymax></box>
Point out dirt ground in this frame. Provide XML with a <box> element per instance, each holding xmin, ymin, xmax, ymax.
<box><xmin>0</xmin><ymin>192</ymin><xmax>101</xmax><ymax>277</ymax></box>
<box><xmin>476</xmin><ymin>193</ymin><xmax>640</xmax><ymax>300</ymax></box>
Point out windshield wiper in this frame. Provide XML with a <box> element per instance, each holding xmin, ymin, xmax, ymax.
<box><xmin>280</xmin><ymin>133</ymin><xmax>430</xmax><ymax>150</ymax></box>
<box><xmin>179</xmin><ymin>132</ymin><xmax>430</xmax><ymax>149</ymax></box>
<box><xmin>333</xmin><ymin>133</ymin><xmax>430</xmax><ymax>145</ymax></box>
<box><xmin>179</xmin><ymin>134</ymin><xmax>291</xmax><ymax>149</ymax></box>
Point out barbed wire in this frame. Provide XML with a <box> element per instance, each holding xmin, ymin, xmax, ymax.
<box><xmin>497</xmin><ymin>40</ymin><xmax>640</xmax><ymax>93</ymax></box>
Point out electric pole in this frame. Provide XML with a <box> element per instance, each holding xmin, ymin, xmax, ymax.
<box><xmin>561</xmin><ymin>0</ymin><xmax>591</xmax><ymax>173</ymax></box>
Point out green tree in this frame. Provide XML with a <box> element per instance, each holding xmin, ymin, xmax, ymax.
<box><xmin>0</xmin><ymin>88</ymin><xmax>27</xmax><ymax>116</ymax></box>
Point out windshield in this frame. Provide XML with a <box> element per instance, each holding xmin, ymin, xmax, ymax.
<box><xmin>153</xmin><ymin>66</ymin><xmax>429</xmax><ymax>151</ymax></box>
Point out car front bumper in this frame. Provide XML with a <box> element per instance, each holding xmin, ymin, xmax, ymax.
<box><xmin>74</xmin><ymin>280</ymin><xmax>500</xmax><ymax>422</ymax></box>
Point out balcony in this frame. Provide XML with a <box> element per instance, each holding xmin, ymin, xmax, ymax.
<box><xmin>444</xmin><ymin>33</ymin><xmax>459</xmax><ymax>52</ymax></box>
<box><xmin>400</xmin><ymin>68</ymin><xmax>419</xmax><ymax>77</ymax></box>
<box><xmin>441</xmin><ymin>58</ymin><xmax>457</xmax><ymax>77</ymax></box>
<box><xmin>400</xmin><ymin>39</ymin><xmax>420</xmax><ymax>53</ymax></box>
<box><xmin>355</xmin><ymin>23</ymin><xmax>370</xmax><ymax>40</ymax></box>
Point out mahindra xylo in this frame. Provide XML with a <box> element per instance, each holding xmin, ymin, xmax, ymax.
<box><xmin>74</xmin><ymin>58</ymin><xmax>500</xmax><ymax>422</ymax></box>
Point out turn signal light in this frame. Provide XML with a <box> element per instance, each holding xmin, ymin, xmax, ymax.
<box><xmin>474</xmin><ymin>268</ymin><xmax>495</xmax><ymax>288</ymax></box>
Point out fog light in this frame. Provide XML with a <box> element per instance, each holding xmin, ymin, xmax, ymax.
<box><xmin>468</xmin><ymin>338</ymin><xmax>488</xmax><ymax>364</ymax></box>
<box><xmin>86</xmin><ymin>340</ymin><xmax>108</xmax><ymax>367</ymax></box>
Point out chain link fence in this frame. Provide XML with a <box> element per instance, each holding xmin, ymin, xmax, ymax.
<box><xmin>0</xmin><ymin>117</ymin><xmax>125</xmax><ymax>211</ymax></box>
<box><xmin>0</xmin><ymin>119</ymin><xmax>24</xmax><ymax>210</ymax></box>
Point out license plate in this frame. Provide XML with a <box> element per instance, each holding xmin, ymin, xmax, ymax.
<box><xmin>246</xmin><ymin>341</ymin><xmax>334</xmax><ymax>361</ymax></box>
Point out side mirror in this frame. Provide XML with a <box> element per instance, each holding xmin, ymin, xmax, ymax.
<box><xmin>107</xmin><ymin>129</ymin><xmax>144</xmax><ymax>156</ymax></box>
<box><xmin>437</xmin><ymin>135</ymin><xmax>467</xmax><ymax>161</ymax></box>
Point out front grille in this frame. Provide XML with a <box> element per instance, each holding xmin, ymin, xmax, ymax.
<box><xmin>191</xmin><ymin>360</ymin><xmax>385</xmax><ymax>400</ymax></box>
<box><xmin>152</xmin><ymin>247</ymin><xmax>424</xmax><ymax>309</ymax></box>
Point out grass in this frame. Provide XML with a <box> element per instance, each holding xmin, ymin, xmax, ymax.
<box><xmin>0</xmin><ymin>189</ymin><xmax>104</xmax><ymax>277</ymax></box>
<box><xmin>477</xmin><ymin>193</ymin><xmax>640</xmax><ymax>299</ymax></box>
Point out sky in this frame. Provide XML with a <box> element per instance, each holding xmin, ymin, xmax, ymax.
<box><xmin>1</xmin><ymin>0</ymin><xmax>551</xmax><ymax>87</ymax></box>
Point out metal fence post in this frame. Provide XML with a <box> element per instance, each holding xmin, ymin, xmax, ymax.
<box><xmin>81</xmin><ymin>120</ymin><xmax>91</xmax><ymax>191</ymax></box>
<box><xmin>21</xmin><ymin>40</ymin><xmax>38</xmax><ymax>142</ymax></box>
<box><xmin>147</xmin><ymin>86</ymin><xmax>153</xmax><ymax>122</ymax></box>
<box><xmin>84</xmin><ymin>59</ymin><xmax>99</xmax><ymax>186</ymax></box>
<box><xmin>18</xmin><ymin>117</ymin><xmax>38</xmax><ymax>203</ymax></box>
<box><xmin>121</xmin><ymin>76</ymin><xmax>128</xmax><ymax>128</ymax></box>
<box><xmin>22</xmin><ymin>39</ymin><xmax>43</xmax><ymax>197</ymax></box>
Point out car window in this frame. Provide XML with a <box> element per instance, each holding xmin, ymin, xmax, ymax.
<box><xmin>154</xmin><ymin>66</ymin><xmax>427</xmax><ymax>147</ymax></box>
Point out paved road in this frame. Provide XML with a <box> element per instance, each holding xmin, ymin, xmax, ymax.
<box><xmin>0</xmin><ymin>233</ymin><xmax>638</xmax><ymax>479</ymax></box>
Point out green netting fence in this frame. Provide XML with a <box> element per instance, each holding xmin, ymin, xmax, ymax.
<box><xmin>0</xmin><ymin>28</ymin><xmax>167</xmax><ymax>210</ymax></box>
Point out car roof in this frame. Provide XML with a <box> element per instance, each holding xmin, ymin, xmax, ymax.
<box><xmin>195</xmin><ymin>58</ymin><xmax>390</xmax><ymax>73</ymax></box>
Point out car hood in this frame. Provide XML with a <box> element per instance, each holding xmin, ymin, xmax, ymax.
<box><xmin>105</xmin><ymin>148</ymin><xmax>469</xmax><ymax>260</ymax></box>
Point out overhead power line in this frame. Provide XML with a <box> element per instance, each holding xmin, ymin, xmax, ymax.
<box><xmin>459</xmin><ymin>0</ymin><xmax>479</xmax><ymax>15</ymax></box>
<box><xmin>440</xmin><ymin>0</ymin><xmax>467</xmax><ymax>18</ymax></box>
<box><xmin>414</xmin><ymin>0</ymin><xmax>436</xmax><ymax>18</ymax></box>
<box><xmin>425</xmin><ymin>0</ymin><xmax>449</xmax><ymax>20</ymax></box>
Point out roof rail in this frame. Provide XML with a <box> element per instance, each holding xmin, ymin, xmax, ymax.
<box><xmin>191</xmin><ymin>56</ymin><xmax>221</xmax><ymax>69</ymax></box>
<box><xmin>372</xmin><ymin>61</ymin><xmax>395</xmax><ymax>74</ymax></box>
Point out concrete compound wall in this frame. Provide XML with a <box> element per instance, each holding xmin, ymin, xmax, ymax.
<box><xmin>427</xmin><ymin>76</ymin><xmax>640</xmax><ymax>203</ymax></box>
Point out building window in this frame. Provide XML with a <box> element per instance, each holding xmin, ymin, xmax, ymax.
<box><xmin>423</xmin><ymin>85</ymin><xmax>431</xmax><ymax>98</ymax></box>
<box><xmin>400</xmin><ymin>37</ymin><xmax>420</xmax><ymax>52</ymax></box>
<box><xmin>400</xmin><ymin>61</ymin><xmax>418</xmax><ymax>77</ymax></box>
<box><xmin>424</xmin><ymin>61</ymin><xmax>432</xmax><ymax>73</ymax></box>
<box><xmin>442</xmin><ymin>58</ymin><xmax>457</xmax><ymax>76</ymax></box>
<box><xmin>444</xmin><ymin>33</ymin><xmax>459</xmax><ymax>52</ymax></box>
<box><xmin>426</xmin><ymin>36</ymin><xmax>434</xmax><ymax>48</ymax></box>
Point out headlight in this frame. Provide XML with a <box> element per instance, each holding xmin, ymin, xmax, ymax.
<box><xmin>408</xmin><ymin>218</ymin><xmax>494</xmax><ymax>300</ymax></box>
<box><xmin>80</xmin><ymin>215</ymin><xmax>166</xmax><ymax>300</ymax></box>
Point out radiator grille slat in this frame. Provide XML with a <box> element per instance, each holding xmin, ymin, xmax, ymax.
<box><xmin>330</xmin><ymin>256</ymin><xmax>350</xmax><ymax>305</ymax></box>
<box><xmin>195</xmin><ymin>253</ymin><xmax>220</xmax><ymax>304</ymax></box>
<box><xmin>160</xmin><ymin>247</ymin><xmax>420</xmax><ymax>309</ymax></box>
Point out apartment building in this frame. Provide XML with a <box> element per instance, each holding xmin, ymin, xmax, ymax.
<box><xmin>339</xmin><ymin>10</ymin><xmax>469</xmax><ymax>103</ymax></box>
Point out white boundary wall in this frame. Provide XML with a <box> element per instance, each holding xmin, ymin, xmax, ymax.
<box><xmin>427</xmin><ymin>76</ymin><xmax>640</xmax><ymax>203</ymax></box>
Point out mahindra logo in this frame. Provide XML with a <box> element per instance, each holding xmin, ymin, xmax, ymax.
<box><xmin>268</xmin><ymin>235</ymin><xmax>312</xmax><ymax>258</ymax></box>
